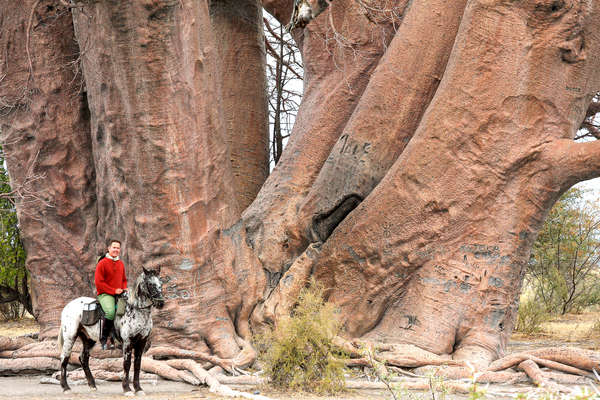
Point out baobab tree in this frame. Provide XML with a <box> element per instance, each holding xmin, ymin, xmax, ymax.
<box><xmin>1</xmin><ymin>0</ymin><xmax>600</xmax><ymax>388</ymax></box>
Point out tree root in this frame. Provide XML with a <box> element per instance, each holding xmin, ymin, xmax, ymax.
<box><xmin>0</xmin><ymin>356</ymin><xmax>59</xmax><ymax>375</ymax></box>
<box><xmin>334</xmin><ymin>336</ymin><xmax>463</xmax><ymax>367</ymax></box>
<box><xmin>413</xmin><ymin>365</ymin><xmax>529</xmax><ymax>383</ymax></box>
<box><xmin>146</xmin><ymin>346</ymin><xmax>238</xmax><ymax>373</ymax></box>
<box><xmin>1</xmin><ymin>335</ymin><xmax>599</xmax><ymax>396</ymax></box>
<box><xmin>0</xmin><ymin>337</ymin><xmax>268</xmax><ymax>398</ymax></box>
<box><xmin>489</xmin><ymin>347</ymin><xmax>600</xmax><ymax>373</ymax></box>
<box><xmin>518</xmin><ymin>360</ymin><xmax>570</xmax><ymax>393</ymax></box>
<box><xmin>332</xmin><ymin>337</ymin><xmax>599</xmax><ymax>394</ymax></box>
<box><xmin>541</xmin><ymin>370</ymin><xmax>591</xmax><ymax>385</ymax></box>
<box><xmin>0</xmin><ymin>336</ymin><xmax>35</xmax><ymax>351</ymax></box>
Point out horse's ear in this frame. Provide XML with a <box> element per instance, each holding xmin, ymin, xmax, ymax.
<box><xmin>142</xmin><ymin>266</ymin><xmax>150</xmax><ymax>275</ymax></box>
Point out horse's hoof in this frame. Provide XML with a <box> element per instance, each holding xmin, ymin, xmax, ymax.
<box><xmin>124</xmin><ymin>391</ymin><xmax>135</xmax><ymax>397</ymax></box>
<box><xmin>63</xmin><ymin>389</ymin><xmax>71</xmax><ymax>394</ymax></box>
<box><xmin>136</xmin><ymin>390</ymin><xmax>146</xmax><ymax>396</ymax></box>
<box><xmin>90</xmin><ymin>387</ymin><xmax>97</xmax><ymax>392</ymax></box>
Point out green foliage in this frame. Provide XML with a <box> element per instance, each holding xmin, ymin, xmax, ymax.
<box><xmin>515</xmin><ymin>296</ymin><xmax>550</xmax><ymax>334</ymax></box>
<box><xmin>0</xmin><ymin>147</ymin><xmax>28</xmax><ymax>320</ymax></box>
<box><xmin>467</xmin><ymin>380</ymin><xmax>486</xmax><ymax>400</ymax></box>
<box><xmin>526</xmin><ymin>188</ymin><xmax>600</xmax><ymax>316</ymax></box>
<box><xmin>256</xmin><ymin>279</ymin><xmax>346</xmax><ymax>394</ymax></box>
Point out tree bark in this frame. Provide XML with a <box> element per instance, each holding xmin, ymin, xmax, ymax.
<box><xmin>210</xmin><ymin>0</ymin><xmax>270</xmax><ymax>211</ymax></box>
<box><xmin>305</xmin><ymin>0</ymin><xmax>600</xmax><ymax>368</ymax></box>
<box><xmin>0</xmin><ymin>0</ymin><xmax>97</xmax><ymax>338</ymax></box>
<box><xmin>69</xmin><ymin>0</ymin><xmax>265</xmax><ymax>358</ymax></box>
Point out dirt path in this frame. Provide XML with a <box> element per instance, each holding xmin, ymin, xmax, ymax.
<box><xmin>0</xmin><ymin>375</ymin><xmax>400</xmax><ymax>400</ymax></box>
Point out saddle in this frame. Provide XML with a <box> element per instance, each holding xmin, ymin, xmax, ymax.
<box><xmin>81</xmin><ymin>300</ymin><xmax>103</xmax><ymax>326</ymax></box>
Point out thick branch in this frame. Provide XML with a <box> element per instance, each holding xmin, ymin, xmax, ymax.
<box><xmin>550</xmin><ymin>139</ymin><xmax>600</xmax><ymax>187</ymax></box>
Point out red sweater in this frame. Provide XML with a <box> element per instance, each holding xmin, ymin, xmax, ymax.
<box><xmin>95</xmin><ymin>257</ymin><xmax>127</xmax><ymax>295</ymax></box>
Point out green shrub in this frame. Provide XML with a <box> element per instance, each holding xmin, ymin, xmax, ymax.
<box><xmin>516</xmin><ymin>296</ymin><xmax>549</xmax><ymax>334</ymax></box>
<box><xmin>527</xmin><ymin>188</ymin><xmax>600</xmax><ymax>316</ymax></box>
<box><xmin>257</xmin><ymin>279</ymin><xmax>346</xmax><ymax>394</ymax></box>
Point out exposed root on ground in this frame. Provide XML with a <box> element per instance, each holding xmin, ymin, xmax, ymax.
<box><xmin>333</xmin><ymin>337</ymin><xmax>599</xmax><ymax>394</ymax></box>
<box><xmin>0</xmin><ymin>337</ymin><xmax>266</xmax><ymax>398</ymax></box>
<box><xmin>1</xmin><ymin>335</ymin><xmax>599</xmax><ymax>396</ymax></box>
<box><xmin>0</xmin><ymin>336</ymin><xmax>35</xmax><ymax>351</ymax></box>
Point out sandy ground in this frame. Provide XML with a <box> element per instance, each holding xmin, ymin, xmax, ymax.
<box><xmin>0</xmin><ymin>375</ymin><xmax>406</xmax><ymax>400</ymax></box>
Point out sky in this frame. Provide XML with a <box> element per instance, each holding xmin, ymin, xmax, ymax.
<box><xmin>574</xmin><ymin>177</ymin><xmax>600</xmax><ymax>202</ymax></box>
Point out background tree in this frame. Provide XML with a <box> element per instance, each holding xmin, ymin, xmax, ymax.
<box><xmin>0</xmin><ymin>148</ymin><xmax>30</xmax><ymax>319</ymax></box>
<box><xmin>576</xmin><ymin>93</ymin><xmax>600</xmax><ymax>140</ymax></box>
<box><xmin>264</xmin><ymin>14</ymin><xmax>303</xmax><ymax>166</ymax></box>
<box><xmin>526</xmin><ymin>188</ymin><xmax>600</xmax><ymax>315</ymax></box>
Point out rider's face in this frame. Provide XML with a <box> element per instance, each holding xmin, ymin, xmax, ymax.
<box><xmin>108</xmin><ymin>242</ymin><xmax>121</xmax><ymax>258</ymax></box>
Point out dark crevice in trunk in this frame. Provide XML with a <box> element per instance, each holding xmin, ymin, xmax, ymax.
<box><xmin>310</xmin><ymin>194</ymin><xmax>363</xmax><ymax>242</ymax></box>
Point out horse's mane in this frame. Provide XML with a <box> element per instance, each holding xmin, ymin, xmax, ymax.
<box><xmin>128</xmin><ymin>273</ymin><xmax>146</xmax><ymax>307</ymax></box>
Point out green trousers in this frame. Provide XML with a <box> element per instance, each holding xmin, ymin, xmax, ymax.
<box><xmin>97</xmin><ymin>293</ymin><xmax>116</xmax><ymax>320</ymax></box>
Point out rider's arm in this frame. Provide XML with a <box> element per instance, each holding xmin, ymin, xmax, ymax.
<box><xmin>95</xmin><ymin>260</ymin><xmax>117</xmax><ymax>295</ymax></box>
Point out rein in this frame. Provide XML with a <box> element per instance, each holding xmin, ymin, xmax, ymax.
<box><xmin>132</xmin><ymin>301</ymin><xmax>153</xmax><ymax>310</ymax></box>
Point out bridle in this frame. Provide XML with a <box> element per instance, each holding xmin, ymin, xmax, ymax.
<box><xmin>131</xmin><ymin>279</ymin><xmax>163</xmax><ymax>310</ymax></box>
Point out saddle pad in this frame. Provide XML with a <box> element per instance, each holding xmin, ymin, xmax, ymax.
<box><xmin>81</xmin><ymin>300</ymin><xmax>103</xmax><ymax>326</ymax></box>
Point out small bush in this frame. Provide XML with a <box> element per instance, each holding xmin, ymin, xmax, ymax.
<box><xmin>0</xmin><ymin>301</ymin><xmax>26</xmax><ymax>321</ymax></box>
<box><xmin>256</xmin><ymin>279</ymin><xmax>346</xmax><ymax>394</ymax></box>
<box><xmin>587</xmin><ymin>319</ymin><xmax>600</xmax><ymax>339</ymax></box>
<box><xmin>516</xmin><ymin>297</ymin><xmax>549</xmax><ymax>334</ymax></box>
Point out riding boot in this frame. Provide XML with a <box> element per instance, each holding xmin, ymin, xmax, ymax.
<box><xmin>100</xmin><ymin>318</ymin><xmax>114</xmax><ymax>350</ymax></box>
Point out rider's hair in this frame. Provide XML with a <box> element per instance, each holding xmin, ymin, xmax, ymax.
<box><xmin>107</xmin><ymin>239</ymin><xmax>122</xmax><ymax>247</ymax></box>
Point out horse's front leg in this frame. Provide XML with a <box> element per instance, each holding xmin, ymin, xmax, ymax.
<box><xmin>133</xmin><ymin>338</ymin><xmax>147</xmax><ymax>394</ymax></box>
<box><xmin>122</xmin><ymin>340</ymin><xmax>133</xmax><ymax>395</ymax></box>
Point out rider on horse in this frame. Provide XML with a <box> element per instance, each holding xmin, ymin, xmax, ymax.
<box><xmin>95</xmin><ymin>239</ymin><xmax>127</xmax><ymax>350</ymax></box>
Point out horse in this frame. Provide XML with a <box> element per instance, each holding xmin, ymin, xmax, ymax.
<box><xmin>58</xmin><ymin>267</ymin><xmax>165</xmax><ymax>394</ymax></box>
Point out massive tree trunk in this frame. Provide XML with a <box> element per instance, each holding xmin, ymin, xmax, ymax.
<box><xmin>0</xmin><ymin>0</ymin><xmax>97</xmax><ymax>339</ymax></box>
<box><xmin>210</xmin><ymin>0</ymin><xmax>269</xmax><ymax>211</ymax></box>
<box><xmin>1</xmin><ymin>0</ymin><xmax>600</xmax><ymax>377</ymax></box>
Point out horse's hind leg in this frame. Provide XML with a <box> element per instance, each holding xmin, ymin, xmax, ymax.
<box><xmin>59</xmin><ymin>327</ymin><xmax>77</xmax><ymax>393</ymax></box>
<box><xmin>133</xmin><ymin>338</ymin><xmax>147</xmax><ymax>394</ymax></box>
<box><xmin>59</xmin><ymin>355</ymin><xmax>71</xmax><ymax>393</ymax></box>
<box><xmin>78</xmin><ymin>331</ymin><xmax>97</xmax><ymax>391</ymax></box>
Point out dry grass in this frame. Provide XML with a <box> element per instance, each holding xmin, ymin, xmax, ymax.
<box><xmin>511</xmin><ymin>309</ymin><xmax>600</xmax><ymax>349</ymax></box>
<box><xmin>0</xmin><ymin>315</ymin><xmax>38</xmax><ymax>337</ymax></box>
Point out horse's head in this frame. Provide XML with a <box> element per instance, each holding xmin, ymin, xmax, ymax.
<box><xmin>141</xmin><ymin>267</ymin><xmax>165</xmax><ymax>309</ymax></box>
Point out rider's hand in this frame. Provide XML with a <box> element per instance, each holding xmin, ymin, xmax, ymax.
<box><xmin>115</xmin><ymin>288</ymin><xmax>123</xmax><ymax>295</ymax></box>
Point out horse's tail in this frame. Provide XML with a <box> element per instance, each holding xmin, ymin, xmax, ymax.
<box><xmin>57</xmin><ymin>326</ymin><xmax>63</xmax><ymax>353</ymax></box>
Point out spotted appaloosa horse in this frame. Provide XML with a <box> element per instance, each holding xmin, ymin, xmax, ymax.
<box><xmin>58</xmin><ymin>267</ymin><xmax>164</xmax><ymax>395</ymax></box>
